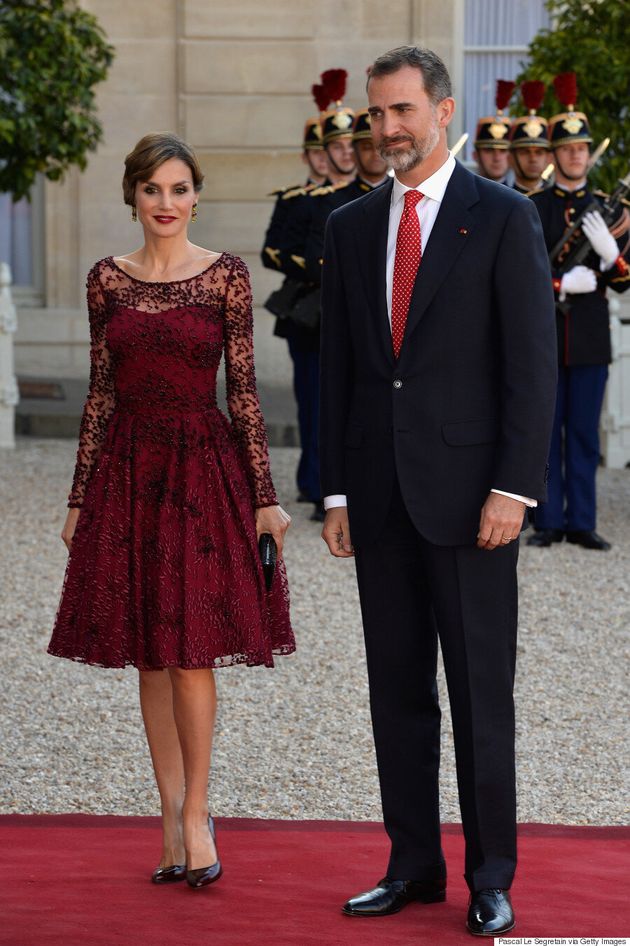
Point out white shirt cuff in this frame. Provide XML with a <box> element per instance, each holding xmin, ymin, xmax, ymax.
<box><xmin>323</xmin><ymin>495</ymin><xmax>347</xmax><ymax>510</ymax></box>
<box><xmin>491</xmin><ymin>488</ymin><xmax>537</xmax><ymax>508</ymax></box>
<box><xmin>325</xmin><ymin>490</ymin><xmax>536</xmax><ymax>510</ymax></box>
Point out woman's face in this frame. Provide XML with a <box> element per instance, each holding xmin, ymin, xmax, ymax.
<box><xmin>134</xmin><ymin>157</ymin><xmax>197</xmax><ymax>236</ymax></box>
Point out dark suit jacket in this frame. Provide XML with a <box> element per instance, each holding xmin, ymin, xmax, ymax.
<box><xmin>319</xmin><ymin>161</ymin><xmax>558</xmax><ymax>546</ymax></box>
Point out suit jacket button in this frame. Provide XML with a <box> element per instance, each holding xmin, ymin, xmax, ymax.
<box><xmin>393</xmin><ymin>379</ymin><xmax>403</xmax><ymax>389</ymax></box>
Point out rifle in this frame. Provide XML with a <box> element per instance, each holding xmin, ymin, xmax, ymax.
<box><xmin>549</xmin><ymin>171</ymin><xmax>630</xmax><ymax>276</ymax></box>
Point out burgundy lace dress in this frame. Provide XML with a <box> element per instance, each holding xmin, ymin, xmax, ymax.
<box><xmin>48</xmin><ymin>254</ymin><xmax>295</xmax><ymax>670</ymax></box>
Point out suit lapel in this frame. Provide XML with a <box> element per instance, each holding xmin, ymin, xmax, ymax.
<box><xmin>399</xmin><ymin>163</ymin><xmax>480</xmax><ymax>358</ymax></box>
<box><xmin>358</xmin><ymin>179</ymin><xmax>394</xmax><ymax>365</ymax></box>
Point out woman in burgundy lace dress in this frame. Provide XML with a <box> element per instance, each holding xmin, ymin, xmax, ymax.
<box><xmin>48</xmin><ymin>133</ymin><xmax>295</xmax><ymax>888</ymax></box>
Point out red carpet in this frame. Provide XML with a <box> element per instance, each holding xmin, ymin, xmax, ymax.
<box><xmin>1</xmin><ymin>816</ymin><xmax>628</xmax><ymax>946</ymax></box>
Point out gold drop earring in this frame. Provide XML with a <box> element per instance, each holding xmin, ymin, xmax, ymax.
<box><xmin>192</xmin><ymin>204</ymin><xmax>198</xmax><ymax>222</ymax></box>
<box><xmin>131</xmin><ymin>206</ymin><xmax>137</xmax><ymax>222</ymax></box>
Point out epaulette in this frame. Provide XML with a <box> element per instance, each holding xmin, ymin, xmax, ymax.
<box><xmin>332</xmin><ymin>180</ymin><xmax>351</xmax><ymax>191</ymax></box>
<box><xmin>309</xmin><ymin>184</ymin><xmax>335</xmax><ymax>197</ymax></box>
<box><xmin>267</xmin><ymin>187</ymin><xmax>288</xmax><ymax>197</ymax></box>
<box><xmin>281</xmin><ymin>186</ymin><xmax>308</xmax><ymax>200</ymax></box>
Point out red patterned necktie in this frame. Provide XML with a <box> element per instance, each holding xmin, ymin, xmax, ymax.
<box><xmin>391</xmin><ymin>189</ymin><xmax>423</xmax><ymax>358</ymax></box>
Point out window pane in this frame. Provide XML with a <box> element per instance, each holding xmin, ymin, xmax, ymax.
<box><xmin>0</xmin><ymin>194</ymin><xmax>33</xmax><ymax>286</ymax></box>
<box><xmin>463</xmin><ymin>0</ymin><xmax>550</xmax><ymax>163</ymax></box>
<box><xmin>465</xmin><ymin>0</ymin><xmax>549</xmax><ymax>46</ymax></box>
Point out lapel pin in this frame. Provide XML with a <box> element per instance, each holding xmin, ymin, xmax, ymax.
<box><xmin>458</xmin><ymin>227</ymin><xmax>468</xmax><ymax>235</ymax></box>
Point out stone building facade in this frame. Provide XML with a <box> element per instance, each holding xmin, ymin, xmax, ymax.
<box><xmin>14</xmin><ymin>0</ymin><xmax>466</xmax><ymax>387</ymax></box>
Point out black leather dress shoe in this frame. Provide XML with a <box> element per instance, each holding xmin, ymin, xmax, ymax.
<box><xmin>467</xmin><ymin>888</ymin><xmax>514</xmax><ymax>936</ymax></box>
<box><xmin>565</xmin><ymin>530</ymin><xmax>611</xmax><ymax>550</ymax></box>
<box><xmin>151</xmin><ymin>863</ymin><xmax>186</xmax><ymax>884</ymax></box>
<box><xmin>342</xmin><ymin>877</ymin><xmax>446</xmax><ymax>917</ymax></box>
<box><xmin>526</xmin><ymin>528</ymin><xmax>564</xmax><ymax>547</ymax></box>
<box><xmin>186</xmin><ymin>816</ymin><xmax>222</xmax><ymax>889</ymax></box>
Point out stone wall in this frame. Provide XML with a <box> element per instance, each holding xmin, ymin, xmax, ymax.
<box><xmin>15</xmin><ymin>0</ymin><xmax>463</xmax><ymax>383</ymax></box>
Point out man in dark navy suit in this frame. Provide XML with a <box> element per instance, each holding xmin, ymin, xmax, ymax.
<box><xmin>319</xmin><ymin>46</ymin><xmax>557</xmax><ymax>937</ymax></box>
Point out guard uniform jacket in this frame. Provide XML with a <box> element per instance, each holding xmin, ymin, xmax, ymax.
<box><xmin>531</xmin><ymin>185</ymin><xmax>630</xmax><ymax>366</ymax></box>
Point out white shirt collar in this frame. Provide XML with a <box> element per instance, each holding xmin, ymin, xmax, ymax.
<box><xmin>556</xmin><ymin>180</ymin><xmax>587</xmax><ymax>193</ymax></box>
<box><xmin>391</xmin><ymin>151</ymin><xmax>456</xmax><ymax>206</ymax></box>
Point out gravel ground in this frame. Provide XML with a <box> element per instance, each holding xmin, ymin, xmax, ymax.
<box><xmin>0</xmin><ymin>439</ymin><xmax>628</xmax><ymax>825</ymax></box>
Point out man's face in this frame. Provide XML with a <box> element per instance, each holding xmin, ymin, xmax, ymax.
<box><xmin>303</xmin><ymin>148</ymin><xmax>329</xmax><ymax>181</ymax></box>
<box><xmin>474</xmin><ymin>147</ymin><xmax>509</xmax><ymax>181</ymax></box>
<box><xmin>554</xmin><ymin>142</ymin><xmax>590</xmax><ymax>182</ymax></box>
<box><xmin>326</xmin><ymin>138</ymin><xmax>356</xmax><ymax>175</ymax></box>
<box><xmin>353</xmin><ymin>139</ymin><xmax>388</xmax><ymax>178</ymax></box>
<box><xmin>510</xmin><ymin>146</ymin><xmax>549</xmax><ymax>183</ymax></box>
<box><xmin>367</xmin><ymin>65</ymin><xmax>449</xmax><ymax>173</ymax></box>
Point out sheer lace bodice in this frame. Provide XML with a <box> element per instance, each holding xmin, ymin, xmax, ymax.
<box><xmin>69</xmin><ymin>254</ymin><xmax>278</xmax><ymax>509</ymax></box>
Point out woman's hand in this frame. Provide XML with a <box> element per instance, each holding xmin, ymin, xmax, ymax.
<box><xmin>61</xmin><ymin>508</ymin><xmax>81</xmax><ymax>552</ymax></box>
<box><xmin>255</xmin><ymin>505</ymin><xmax>291</xmax><ymax>557</ymax></box>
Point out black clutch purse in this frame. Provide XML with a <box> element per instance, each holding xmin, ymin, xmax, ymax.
<box><xmin>258</xmin><ymin>533</ymin><xmax>277</xmax><ymax>591</ymax></box>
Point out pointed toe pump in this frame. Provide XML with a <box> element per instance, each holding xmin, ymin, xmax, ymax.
<box><xmin>186</xmin><ymin>816</ymin><xmax>223</xmax><ymax>889</ymax></box>
<box><xmin>151</xmin><ymin>863</ymin><xmax>186</xmax><ymax>884</ymax></box>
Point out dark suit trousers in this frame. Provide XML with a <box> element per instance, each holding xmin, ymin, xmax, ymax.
<box><xmin>354</xmin><ymin>479</ymin><xmax>518</xmax><ymax>892</ymax></box>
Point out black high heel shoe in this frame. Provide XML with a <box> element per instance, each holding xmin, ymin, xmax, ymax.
<box><xmin>151</xmin><ymin>863</ymin><xmax>186</xmax><ymax>884</ymax></box>
<box><xmin>186</xmin><ymin>816</ymin><xmax>223</xmax><ymax>889</ymax></box>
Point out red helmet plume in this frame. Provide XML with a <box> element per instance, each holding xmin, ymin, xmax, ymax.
<box><xmin>553</xmin><ymin>72</ymin><xmax>578</xmax><ymax>109</ymax></box>
<box><xmin>311</xmin><ymin>83</ymin><xmax>330</xmax><ymax>113</ymax></box>
<box><xmin>521</xmin><ymin>80</ymin><xmax>545</xmax><ymax>113</ymax></box>
<box><xmin>495</xmin><ymin>80</ymin><xmax>515</xmax><ymax>112</ymax></box>
<box><xmin>321</xmin><ymin>69</ymin><xmax>348</xmax><ymax>105</ymax></box>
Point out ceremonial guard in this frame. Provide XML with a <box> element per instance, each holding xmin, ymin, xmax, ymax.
<box><xmin>473</xmin><ymin>80</ymin><xmax>514</xmax><ymax>185</ymax></box>
<box><xmin>528</xmin><ymin>73</ymin><xmax>630</xmax><ymax>549</ymax></box>
<box><xmin>508</xmin><ymin>81</ymin><xmax>551</xmax><ymax>194</ymax></box>
<box><xmin>260</xmin><ymin>87</ymin><xmax>330</xmax><ymax>278</ymax></box>
<box><xmin>302</xmin><ymin>107</ymin><xmax>389</xmax><ymax>283</ymax></box>
<box><xmin>260</xmin><ymin>74</ymin><xmax>355</xmax><ymax>521</ymax></box>
<box><xmin>281</xmin><ymin>71</ymin><xmax>357</xmax><ymax>283</ymax></box>
<box><xmin>266</xmin><ymin>73</ymin><xmax>356</xmax><ymax>521</ymax></box>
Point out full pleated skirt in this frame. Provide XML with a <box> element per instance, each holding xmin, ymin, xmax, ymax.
<box><xmin>48</xmin><ymin>409</ymin><xmax>295</xmax><ymax>669</ymax></box>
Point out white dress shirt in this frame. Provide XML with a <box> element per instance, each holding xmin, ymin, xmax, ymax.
<box><xmin>324</xmin><ymin>153</ymin><xmax>536</xmax><ymax>511</ymax></box>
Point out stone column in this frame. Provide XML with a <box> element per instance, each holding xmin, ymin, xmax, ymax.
<box><xmin>0</xmin><ymin>262</ymin><xmax>18</xmax><ymax>448</ymax></box>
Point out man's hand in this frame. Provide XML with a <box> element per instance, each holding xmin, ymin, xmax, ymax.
<box><xmin>321</xmin><ymin>506</ymin><xmax>354</xmax><ymax>557</ymax></box>
<box><xmin>477</xmin><ymin>493</ymin><xmax>525</xmax><ymax>551</ymax></box>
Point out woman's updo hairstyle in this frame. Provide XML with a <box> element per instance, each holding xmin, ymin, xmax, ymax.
<box><xmin>122</xmin><ymin>133</ymin><xmax>204</xmax><ymax>207</ymax></box>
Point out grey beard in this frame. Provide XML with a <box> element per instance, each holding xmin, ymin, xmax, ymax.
<box><xmin>379</xmin><ymin>125</ymin><xmax>440</xmax><ymax>173</ymax></box>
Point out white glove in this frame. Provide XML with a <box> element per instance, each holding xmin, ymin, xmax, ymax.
<box><xmin>581</xmin><ymin>210</ymin><xmax>619</xmax><ymax>268</ymax></box>
<box><xmin>559</xmin><ymin>265</ymin><xmax>597</xmax><ymax>301</ymax></box>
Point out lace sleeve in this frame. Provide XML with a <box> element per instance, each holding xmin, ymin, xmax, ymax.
<box><xmin>68</xmin><ymin>264</ymin><xmax>116</xmax><ymax>507</ymax></box>
<box><xmin>223</xmin><ymin>257</ymin><xmax>278</xmax><ymax>508</ymax></box>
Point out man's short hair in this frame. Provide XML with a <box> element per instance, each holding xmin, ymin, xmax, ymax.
<box><xmin>368</xmin><ymin>46</ymin><xmax>452</xmax><ymax>106</ymax></box>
